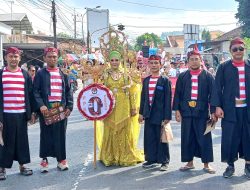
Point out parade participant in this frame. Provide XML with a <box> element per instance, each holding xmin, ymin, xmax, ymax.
<box><xmin>211</xmin><ymin>37</ymin><xmax>250</xmax><ymax>179</ymax></box>
<box><xmin>33</xmin><ymin>47</ymin><xmax>73</xmax><ymax>173</ymax></box>
<box><xmin>99</xmin><ymin>50</ymin><xmax>144</xmax><ymax>166</ymax></box>
<box><xmin>179</xmin><ymin>61</ymin><xmax>188</xmax><ymax>73</ymax></box>
<box><xmin>173</xmin><ymin>45</ymin><xmax>217</xmax><ymax>174</ymax></box>
<box><xmin>0</xmin><ymin>47</ymin><xmax>35</xmax><ymax>180</ymax></box>
<box><xmin>28</xmin><ymin>65</ymin><xmax>36</xmax><ymax>82</ymax></box>
<box><xmin>139</xmin><ymin>55</ymin><xmax>172</xmax><ymax>171</ymax></box>
<box><xmin>161</xmin><ymin>63</ymin><xmax>171</xmax><ymax>77</ymax></box>
<box><xmin>169</xmin><ymin>62</ymin><xmax>177</xmax><ymax>77</ymax></box>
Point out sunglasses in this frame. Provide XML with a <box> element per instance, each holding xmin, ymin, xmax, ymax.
<box><xmin>31</xmin><ymin>70</ymin><xmax>35</xmax><ymax>72</ymax></box>
<box><xmin>110</xmin><ymin>59</ymin><xmax>119</xmax><ymax>62</ymax></box>
<box><xmin>232</xmin><ymin>46</ymin><xmax>244</xmax><ymax>52</ymax></box>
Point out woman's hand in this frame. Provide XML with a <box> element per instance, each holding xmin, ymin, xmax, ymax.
<box><xmin>131</xmin><ymin>109</ymin><xmax>137</xmax><ymax>117</ymax></box>
<box><xmin>138</xmin><ymin>114</ymin><xmax>144</xmax><ymax>123</ymax></box>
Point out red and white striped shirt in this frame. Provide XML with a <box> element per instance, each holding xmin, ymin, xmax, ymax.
<box><xmin>2</xmin><ymin>67</ymin><xmax>26</xmax><ymax>113</ymax></box>
<box><xmin>190</xmin><ymin>69</ymin><xmax>201</xmax><ymax>100</ymax></box>
<box><xmin>47</xmin><ymin>67</ymin><xmax>62</xmax><ymax>102</ymax></box>
<box><xmin>148</xmin><ymin>76</ymin><xmax>159</xmax><ymax>106</ymax></box>
<box><xmin>232</xmin><ymin>61</ymin><xmax>247</xmax><ymax>107</ymax></box>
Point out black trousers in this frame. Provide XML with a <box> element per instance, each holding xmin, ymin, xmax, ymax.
<box><xmin>181</xmin><ymin>117</ymin><xmax>213</xmax><ymax>163</ymax></box>
<box><xmin>0</xmin><ymin>113</ymin><xmax>30</xmax><ymax>168</ymax></box>
<box><xmin>221</xmin><ymin>107</ymin><xmax>250</xmax><ymax>163</ymax></box>
<box><xmin>39</xmin><ymin>115</ymin><xmax>67</xmax><ymax>162</ymax></box>
<box><xmin>144</xmin><ymin>120</ymin><xmax>170</xmax><ymax>164</ymax></box>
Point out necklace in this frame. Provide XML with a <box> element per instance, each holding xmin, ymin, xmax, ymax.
<box><xmin>110</xmin><ymin>70</ymin><xmax>122</xmax><ymax>81</ymax></box>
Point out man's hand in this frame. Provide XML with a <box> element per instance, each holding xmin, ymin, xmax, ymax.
<box><xmin>162</xmin><ymin>120</ymin><xmax>170</xmax><ymax>125</ymax></box>
<box><xmin>215</xmin><ymin>107</ymin><xmax>224</xmax><ymax>118</ymax></box>
<box><xmin>40</xmin><ymin>106</ymin><xmax>48</xmax><ymax>116</ymax></box>
<box><xmin>138</xmin><ymin>114</ymin><xmax>144</xmax><ymax>123</ymax></box>
<box><xmin>211</xmin><ymin>113</ymin><xmax>218</xmax><ymax>122</ymax></box>
<box><xmin>29</xmin><ymin>113</ymin><xmax>36</xmax><ymax>125</ymax></box>
<box><xmin>0</xmin><ymin>134</ymin><xmax>4</xmax><ymax>146</ymax></box>
<box><xmin>65</xmin><ymin>108</ymin><xmax>71</xmax><ymax>118</ymax></box>
<box><xmin>175</xmin><ymin>110</ymin><xmax>182</xmax><ymax>122</ymax></box>
<box><xmin>131</xmin><ymin>109</ymin><xmax>137</xmax><ymax>117</ymax></box>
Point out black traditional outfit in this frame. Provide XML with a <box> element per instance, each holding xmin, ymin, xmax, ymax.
<box><xmin>33</xmin><ymin>66</ymin><xmax>73</xmax><ymax>162</ymax></box>
<box><xmin>139</xmin><ymin>56</ymin><xmax>172</xmax><ymax>166</ymax></box>
<box><xmin>211</xmin><ymin>59</ymin><xmax>250</xmax><ymax>164</ymax></box>
<box><xmin>173</xmin><ymin>68</ymin><xmax>215</xmax><ymax>163</ymax></box>
<box><xmin>0</xmin><ymin>67</ymin><xmax>33</xmax><ymax>169</ymax></box>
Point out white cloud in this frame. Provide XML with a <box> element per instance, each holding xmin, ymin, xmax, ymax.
<box><xmin>0</xmin><ymin>1</ymin><xmax>239</xmax><ymax>41</ymax></box>
<box><xmin>109</xmin><ymin>10</ymin><xmax>239</xmax><ymax>39</ymax></box>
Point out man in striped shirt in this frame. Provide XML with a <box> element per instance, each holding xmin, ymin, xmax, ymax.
<box><xmin>33</xmin><ymin>47</ymin><xmax>73</xmax><ymax>173</ymax></box>
<box><xmin>139</xmin><ymin>55</ymin><xmax>172</xmax><ymax>171</ymax></box>
<box><xmin>0</xmin><ymin>47</ymin><xmax>35</xmax><ymax>180</ymax></box>
<box><xmin>212</xmin><ymin>37</ymin><xmax>250</xmax><ymax>179</ymax></box>
<box><xmin>173</xmin><ymin>45</ymin><xmax>217</xmax><ymax>174</ymax></box>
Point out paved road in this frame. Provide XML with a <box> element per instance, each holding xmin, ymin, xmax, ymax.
<box><xmin>1</xmin><ymin>85</ymin><xmax>250</xmax><ymax>190</ymax></box>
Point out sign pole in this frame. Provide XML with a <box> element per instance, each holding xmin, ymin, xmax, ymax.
<box><xmin>94</xmin><ymin>119</ymin><xmax>97</xmax><ymax>168</ymax></box>
<box><xmin>77</xmin><ymin>83</ymin><xmax>115</xmax><ymax>169</ymax></box>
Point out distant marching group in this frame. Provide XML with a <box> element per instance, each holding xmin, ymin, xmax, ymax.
<box><xmin>0</xmin><ymin>37</ymin><xmax>250</xmax><ymax>182</ymax></box>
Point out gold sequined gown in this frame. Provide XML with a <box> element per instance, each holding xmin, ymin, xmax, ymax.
<box><xmin>97</xmin><ymin>71</ymin><xmax>144</xmax><ymax>166</ymax></box>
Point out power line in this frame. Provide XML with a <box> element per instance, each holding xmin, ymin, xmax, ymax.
<box><xmin>115</xmin><ymin>0</ymin><xmax>236</xmax><ymax>13</ymax></box>
<box><xmin>0</xmin><ymin>7</ymin><xmax>8</xmax><ymax>13</ymax></box>
<box><xmin>125</xmin><ymin>22</ymin><xmax>237</xmax><ymax>29</ymax></box>
<box><xmin>14</xmin><ymin>0</ymin><xmax>74</xmax><ymax>32</ymax></box>
<box><xmin>15</xmin><ymin>0</ymin><xmax>51</xmax><ymax>24</ymax></box>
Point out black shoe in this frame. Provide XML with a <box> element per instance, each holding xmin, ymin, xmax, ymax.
<box><xmin>0</xmin><ymin>168</ymin><xmax>6</xmax><ymax>180</ymax></box>
<box><xmin>244</xmin><ymin>165</ymin><xmax>250</xmax><ymax>180</ymax></box>
<box><xmin>142</xmin><ymin>161</ymin><xmax>156</xmax><ymax>168</ymax></box>
<box><xmin>160</xmin><ymin>163</ymin><xmax>169</xmax><ymax>171</ymax></box>
<box><xmin>223</xmin><ymin>166</ymin><xmax>235</xmax><ymax>178</ymax></box>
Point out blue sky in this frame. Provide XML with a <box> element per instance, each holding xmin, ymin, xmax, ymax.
<box><xmin>65</xmin><ymin>0</ymin><xmax>240</xmax><ymax>37</ymax></box>
<box><xmin>0</xmin><ymin>0</ymin><xmax>240</xmax><ymax>39</ymax></box>
<box><xmin>71</xmin><ymin>0</ymin><xmax>238</xmax><ymax>14</ymax></box>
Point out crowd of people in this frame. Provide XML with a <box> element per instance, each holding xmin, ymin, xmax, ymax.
<box><xmin>0</xmin><ymin>37</ymin><xmax>250</xmax><ymax>183</ymax></box>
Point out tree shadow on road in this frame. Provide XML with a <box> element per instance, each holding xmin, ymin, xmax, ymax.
<box><xmin>72</xmin><ymin>161</ymin><xmax>250</xmax><ymax>190</ymax></box>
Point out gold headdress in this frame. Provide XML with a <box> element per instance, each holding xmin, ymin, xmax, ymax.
<box><xmin>100</xmin><ymin>28</ymin><xmax>128</xmax><ymax>63</ymax></box>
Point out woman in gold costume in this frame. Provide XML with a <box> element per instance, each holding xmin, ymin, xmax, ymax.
<box><xmin>98</xmin><ymin>50</ymin><xmax>144</xmax><ymax>166</ymax></box>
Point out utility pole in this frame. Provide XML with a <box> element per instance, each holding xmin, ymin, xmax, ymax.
<box><xmin>82</xmin><ymin>15</ymin><xmax>85</xmax><ymax>45</ymax></box>
<box><xmin>52</xmin><ymin>0</ymin><xmax>57</xmax><ymax>48</ymax></box>
<box><xmin>74</xmin><ymin>9</ymin><xmax>77</xmax><ymax>39</ymax></box>
<box><xmin>8</xmin><ymin>1</ymin><xmax>14</xmax><ymax>42</ymax></box>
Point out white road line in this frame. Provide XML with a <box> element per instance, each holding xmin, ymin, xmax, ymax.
<box><xmin>71</xmin><ymin>153</ymin><xmax>93</xmax><ymax>190</ymax></box>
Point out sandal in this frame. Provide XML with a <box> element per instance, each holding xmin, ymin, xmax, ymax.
<box><xmin>179</xmin><ymin>165</ymin><xmax>195</xmax><ymax>172</ymax></box>
<box><xmin>203</xmin><ymin>167</ymin><xmax>216</xmax><ymax>174</ymax></box>
<box><xmin>0</xmin><ymin>168</ymin><xmax>6</xmax><ymax>180</ymax></box>
<box><xmin>20</xmin><ymin>166</ymin><xmax>33</xmax><ymax>176</ymax></box>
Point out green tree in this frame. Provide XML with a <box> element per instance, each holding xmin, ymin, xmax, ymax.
<box><xmin>57</xmin><ymin>32</ymin><xmax>72</xmax><ymax>38</ymax></box>
<box><xmin>201</xmin><ymin>29</ymin><xmax>211</xmax><ymax>41</ymax></box>
<box><xmin>235</xmin><ymin>0</ymin><xmax>250</xmax><ymax>37</ymax></box>
<box><xmin>134</xmin><ymin>33</ymin><xmax>162</xmax><ymax>51</ymax></box>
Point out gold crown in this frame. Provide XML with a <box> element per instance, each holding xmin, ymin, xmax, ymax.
<box><xmin>99</xmin><ymin>29</ymin><xmax>128</xmax><ymax>62</ymax></box>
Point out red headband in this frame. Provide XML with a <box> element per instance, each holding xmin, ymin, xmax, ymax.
<box><xmin>187</xmin><ymin>44</ymin><xmax>201</xmax><ymax>59</ymax></box>
<box><xmin>230</xmin><ymin>37</ymin><xmax>245</xmax><ymax>49</ymax></box>
<box><xmin>149</xmin><ymin>55</ymin><xmax>161</xmax><ymax>61</ymax></box>
<box><xmin>44</xmin><ymin>47</ymin><xmax>58</xmax><ymax>55</ymax></box>
<box><xmin>6</xmin><ymin>47</ymin><xmax>21</xmax><ymax>55</ymax></box>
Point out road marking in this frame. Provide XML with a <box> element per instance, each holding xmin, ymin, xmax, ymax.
<box><xmin>71</xmin><ymin>153</ymin><xmax>93</xmax><ymax>190</ymax></box>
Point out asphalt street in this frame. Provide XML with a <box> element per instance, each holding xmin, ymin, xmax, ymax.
<box><xmin>1</xmin><ymin>85</ymin><xmax>250</xmax><ymax>190</ymax></box>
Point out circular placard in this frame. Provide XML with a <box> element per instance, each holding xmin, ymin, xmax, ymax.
<box><xmin>77</xmin><ymin>83</ymin><xmax>115</xmax><ymax>120</ymax></box>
